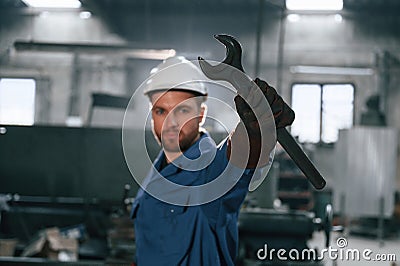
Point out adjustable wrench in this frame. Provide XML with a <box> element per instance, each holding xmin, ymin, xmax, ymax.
<box><xmin>198</xmin><ymin>34</ymin><xmax>326</xmax><ymax>190</ymax></box>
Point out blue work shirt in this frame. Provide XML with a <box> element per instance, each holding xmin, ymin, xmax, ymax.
<box><xmin>131</xmin><ymin>132</ymin><xmax>259</xmax><ymax>266</ymax></box>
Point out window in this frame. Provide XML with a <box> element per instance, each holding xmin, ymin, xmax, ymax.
<box><xmin>0</xmin><ymin>78</ymin><xmax>36</xmax><ymax>125</ymax></box>
<box><xmin>291</xmin><ymin>83</ymin><xmax>354</xmax><ymax>143</ymax></box>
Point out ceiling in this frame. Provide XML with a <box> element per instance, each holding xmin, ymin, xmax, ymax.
<box><xmin>84</xmin><ymin>0</ymin><xmax>400</xmax><ymax>14</ymax></box>
<box><xmin>2</xmin><ymin>0</ymin><xmax>400</xmax><ymax>12</ymax></box>
<box><xmin>1</xmin><ymin>0</ymin><xmax>399</xmax><ymax>42</ymax></box>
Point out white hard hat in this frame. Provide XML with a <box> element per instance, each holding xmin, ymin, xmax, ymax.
<box><xmin>143</xmin><ymin>56</ymin><xmax>207</xmax><ymax>96</ymax></box>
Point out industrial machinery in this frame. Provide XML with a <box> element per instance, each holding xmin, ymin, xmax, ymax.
<box><xmin>237</xmin><ymin>205</ymin><xmax>334</xmax><ymax>266</ymax></box>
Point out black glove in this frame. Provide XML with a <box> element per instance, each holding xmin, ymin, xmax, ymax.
<box><xmin>234</xmin><ymin>78</ymin><xmax>295</xmax><ymax>132</ymax></box>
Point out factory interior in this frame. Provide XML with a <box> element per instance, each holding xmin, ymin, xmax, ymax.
<box><xmin>0</xmin><ymin>0</ymin><xmax>400</xmax><ymax>265</ymax></box>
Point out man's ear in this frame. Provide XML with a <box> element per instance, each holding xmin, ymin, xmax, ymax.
<box><xmin>199</xmin><ymin>104</ymin><xmax>207</xmax><ymax>126</ymax></box>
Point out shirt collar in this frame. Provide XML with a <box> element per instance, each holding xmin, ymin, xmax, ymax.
<box><xmin>153</xmin><ymin>131</ymin><xmax>216</xmax><ymax>177</ymax></box>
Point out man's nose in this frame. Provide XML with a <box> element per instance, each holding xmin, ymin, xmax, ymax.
<box><xmin>165</xmin><ymin>112</ymin><xmax>178</xmax><ymax>128</ymax></box>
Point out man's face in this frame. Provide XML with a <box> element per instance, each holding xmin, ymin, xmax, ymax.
<box><xmin>150</xmin><ymin>90</ymin><xmax>205</xmax><ymax>153</ymax></box>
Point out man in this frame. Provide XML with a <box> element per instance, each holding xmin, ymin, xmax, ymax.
<box><xmin>131</xmin><ymin>56</ymin><xmax>294</xmax><ymax>265</ymax></box>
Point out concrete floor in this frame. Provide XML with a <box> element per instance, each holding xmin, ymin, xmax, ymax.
<box><xmin>308</xmin><ymin>231</ymin><xmax>400</xmax><ymax>266</ymax></box>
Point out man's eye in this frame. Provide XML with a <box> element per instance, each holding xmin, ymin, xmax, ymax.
<box><xmin>180</xmin><ymin>108</ymin><xmax>189</xmax><ymax>113</ymax></box>
<box><xmin>154</xmin><ymin>109</ymin><xmax>165</xmax><ymax>115</ymax></box>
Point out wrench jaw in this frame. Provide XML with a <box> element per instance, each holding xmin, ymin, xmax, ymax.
<box><xmin>198</xmin><ymin>34</ymin><xmax>245</xmax><ymax>86</ymax></box>
<box><xmin>198</xmin><ymin>57</ymin><xmax>231</xmax><ymax>80</ymax></box>
<box><xmin>214</xmin><ymin>34</ymin><xmax>244</xmax><ymax>72</ymax></box>
<box><xmin>198</xmin><ymin>56</ymin><xmax>253</xmax><ymax>98</ymax></box>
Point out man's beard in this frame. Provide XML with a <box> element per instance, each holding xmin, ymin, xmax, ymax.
<box><xmin>161</xmin><ymin>130</ymin><xmax>198</xmax><ymax>153</ymax></box>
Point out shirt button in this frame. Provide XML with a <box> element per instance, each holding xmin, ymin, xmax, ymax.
<box><xmin>170</xmin><ymin>209</ymin><xmax>174</xmax><ymax>213</ymax></box>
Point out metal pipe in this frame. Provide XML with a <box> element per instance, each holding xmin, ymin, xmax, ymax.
<box><xmin>254</xmin><ymin>0</ymin><xmax>264</xmax><ymax>77</ymax></box>
<box><xmin>14</xmin><ymin>41</ymin><xmax>176</xmax><ymax>59</ymax></box>
<box><xmin>276</xmin><ymin>8</ymin><xmax>286</xmax><ymax>94</ymax></box>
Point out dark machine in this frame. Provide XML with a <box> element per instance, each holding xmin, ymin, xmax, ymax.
<box><xmin>0</xmin><ymin>125</ymin><xmax>139</xmax><ymax>264</ymax></box>
<box><xmin>237</xmin><ymin>206</ymin><xmax>333</xmax><ymax>266</ymax></box>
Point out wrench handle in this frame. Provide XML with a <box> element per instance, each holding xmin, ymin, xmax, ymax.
<box><xmin>277</xmin><ymin>127</ymin><xmax>326</xmax><ymax>190</ymax></box>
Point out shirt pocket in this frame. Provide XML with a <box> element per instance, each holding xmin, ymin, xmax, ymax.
<box><xmin>138</xmin><ymin>195</ymin><xmax>187</xmax><ymax>219</ymax></box>
<box><xmin>159</xmin><ymin>206</ymin><xmax>191</xmax><ymax>256</ymax></box>
<box><xmin>144</xmin><ymin>201</ymin><xmax>190</xmax><ymax>256</ymax></box>
<box><xmin>154</xmin><ymin>201</ymin><xmax>187</xmax><ymax>218</ymax></box>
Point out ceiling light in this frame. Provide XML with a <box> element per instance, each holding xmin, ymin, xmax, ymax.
<box><xmin>286</xmin><ymin>0</ymin><xmax>343</xmax><ymax>11</ymax></box>
<box><xmin>22</xmin><ymin>0</ymin><xmax>81</xmax><ymax>8</ymax></box>
<box><xmin>287</xmin><ymin>14</ymin><xmax>301</xmax><ymax>22</ymax></box>
<box><xmin>126</xmin><ymin>49</ymin><xmax>177</xmax><ymax>60</ymax></box>
<box><xmin>334</xmin><ymin>14</ymin><xmax>343</xmax><ymax>23</ymax></box>
<box><xmin>79</xmin><ymin>11</ymin><xmax>91</xmax><ymax>19</ymax></box>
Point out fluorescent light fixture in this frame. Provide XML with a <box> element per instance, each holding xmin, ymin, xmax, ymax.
<box><xmin>22</xmin><ymin>0</ymin><xmax>81</xmax><ymax>8</ymax></box>
<box><xmin>290</xmin><ymin>65</ymin><xmax>374</xmax><ymax>76</ymax></box>
<box><xmin>126</xmin><ymin>49</ymin><xmax>177</xmax><ymax>60</ymax></box>
<box><xmin>286</xmin><ymin>0</ymin><xmax>343</xmax><ymax>11</ymax></box>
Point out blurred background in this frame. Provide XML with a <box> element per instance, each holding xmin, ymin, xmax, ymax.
<box><xmin>0</xmin><ymin>0</ymin><xmax>399</xmax><ymax>265</ymax></box>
